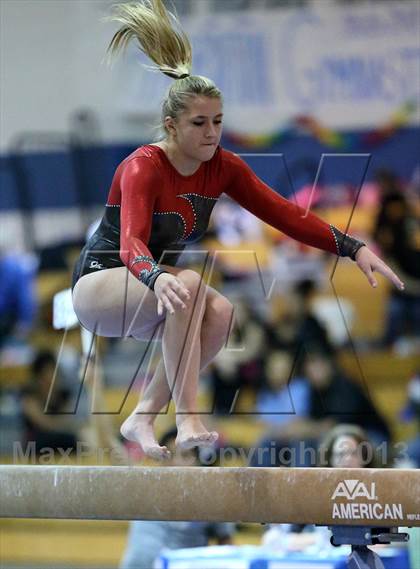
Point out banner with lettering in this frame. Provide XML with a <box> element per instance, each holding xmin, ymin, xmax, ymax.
<box><xmin>117</xmin><ymin>1</ymin><xmax>420</xmax><ymax>134</ymax></box>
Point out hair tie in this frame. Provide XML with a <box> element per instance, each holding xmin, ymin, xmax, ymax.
<box><xmin>164</xmin><ymin>71</ymin><xmax>190</xmax><ymax>80</ymax></box>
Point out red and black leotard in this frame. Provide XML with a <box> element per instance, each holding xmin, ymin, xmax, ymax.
<box><xmin>72</xmin><ymin>144</ymin><xmax>364</xmax><ymax>290</ymax></box>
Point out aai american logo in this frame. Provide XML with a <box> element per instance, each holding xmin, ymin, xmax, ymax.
<box><xmin>331</xmin><ymin>480</ymin><xmax>403</xmax><ymax>522</ymax></box>
<box><xmin>331</xmin><ymin>480</ymin><xmax>376</xmax><ymax>501</ymax></box>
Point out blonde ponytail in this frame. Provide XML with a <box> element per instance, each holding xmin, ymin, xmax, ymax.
<box><xmin>106</xmin><ymin>1</ymin><xmax>222</xmax><ymax>136</ymax></box>
<box><xmin>106</xmin><ymin>0</ymin><xmax>192</xmax><ymax>80</ymax></box>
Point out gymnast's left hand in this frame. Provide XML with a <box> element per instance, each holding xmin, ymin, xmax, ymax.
<box><xmin>355</xmin><ymin>246</ymin><xmax>404</xmax><ymax>290</ymax></box>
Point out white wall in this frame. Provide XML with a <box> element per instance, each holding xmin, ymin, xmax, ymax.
<box><xmin>0</xmin><ymin>0</ymin><xmax>156</xmax><ymax>152</ymax></box>
<box><xmin>1</xmin><ymin>0</ymin><xmax>419</xmax><ymax>153</ymax></box>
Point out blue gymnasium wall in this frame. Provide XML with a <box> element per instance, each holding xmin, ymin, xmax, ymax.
<box><xmin>1</xmin><ymin>126</ymin><xmax>419</xmax><ymax>212</ymax></box>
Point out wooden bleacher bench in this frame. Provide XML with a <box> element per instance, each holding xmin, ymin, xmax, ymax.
<box><xmin>0</xmin><ymin>518</ymin><xmax>261</xmax><ymax>568</ymax></box>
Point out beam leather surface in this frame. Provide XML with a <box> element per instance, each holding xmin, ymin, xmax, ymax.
<box><xmin>1</xmin><ymin>466</ymin><xmax>419</xmax><ymax>526</ymax></box>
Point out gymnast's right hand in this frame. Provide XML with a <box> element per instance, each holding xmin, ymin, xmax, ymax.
<box><xmin>154</xmin><ymin>273</ymin><xmax>191</xmax><ymax>316</ymax></box>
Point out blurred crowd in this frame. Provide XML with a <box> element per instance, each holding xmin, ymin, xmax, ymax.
<box><xmin>0</xmin><ymin>167</ymin><xmax>419</xmax><ymax>567</ymax></box>
<box><xmin>0</xmin><ymin>167</ymin><xmax>419</xmax><ymax>455</ymax></box>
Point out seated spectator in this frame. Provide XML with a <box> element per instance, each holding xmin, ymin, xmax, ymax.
<box><xmin>120</xmin><ymin>428</ymin><xmax>234</xmax><ymax>569</ymax></box>
<box><xmin>318</xmin><ymin>423</ymin><xmax>379</xmax><ymax>468</ymax></box>
<box><xmin>256</xmin><ymin>350</ymin><xmax>309</xmax><ymax>427</ymax></box>
<box><xmin>372</xmin><ymin>169</ymin><xmax>420</xmax><ymax>350</ymax></box>
<box><xmin>251</xmin><ymin>350</ymin><xmax>390</xmax><ymax>467</ymax></box>
<box><xmin>319</xmin><ymin>424</ymin><xmax>399</xmax><ymax>569</ymax></box>
<box><xmin>293</xmin><ymin>280</ymin><xmax>335</xmax><ymax>355</ymax></box>
<box><xmin>264</xmin><ymin>311</ymin><xmax>299</xmax><ymax>352</ymax></box>
<box><xmin>0</xmin><ymin>250</ymin><xmax>37</xmax><ymax>349</ymax></box>
<box><xmin>250</xmin><ymin>349</ymin><xmax>311</xmax><ymax>467</ymax></box>
<box><xmin>264</xmin><ymin>280</ymin><xmax>334</xmax><ymax>355</ymax></box>
<box><xmin>304</xmin><ymin>350</ymin><xmax>390</xmax><ymax>446</ymax></box>
<box><xmin>20</xmin><ymin>350</ymin><xmax>83</xmax><ymax>456</ymax></box>
<box><xmin>262</xmin><ymin>425</ymin><xmax>378</xmax><ymax>551</ymax></box>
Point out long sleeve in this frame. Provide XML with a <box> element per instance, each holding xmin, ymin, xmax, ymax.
<box><xmin>224</xmin><ymin>152</ymin><xmax>365</xmax><ymax>259</ymax></box>
<box><xmin>119</xmin><ymin>158</ymin><xmax>167</xmax><ymax>290</ymax></box>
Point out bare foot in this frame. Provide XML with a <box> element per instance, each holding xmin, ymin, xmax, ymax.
<box><xmin>120</xmin><ymin>413</ymin><xmax>171</xmax><ymax>461</ymax></box>
<box><xmin>175</xmin><ymin>416</ymin><xmax>219</xmax><ymax>450</ymax></box>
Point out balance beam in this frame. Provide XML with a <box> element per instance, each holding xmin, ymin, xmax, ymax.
<box><xmin>1</xmin><ymin>466</ymin><xmax>419</xmax><ymax>526</ymax></box>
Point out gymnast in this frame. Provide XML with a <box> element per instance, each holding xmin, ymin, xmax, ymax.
<box><xmin>71</xmin><ymin>0</ymin><xmax>404</xmax><ymax>460</ymax></box>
